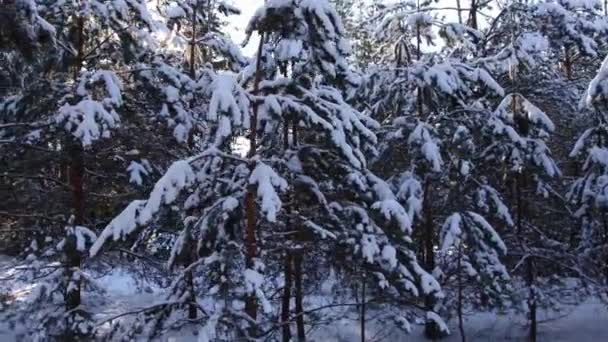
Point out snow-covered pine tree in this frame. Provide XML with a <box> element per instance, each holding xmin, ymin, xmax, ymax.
<box><xmin>0</xmin><ymin>0</ymin><xmax>190</xmax><ymax>338</ymax></box>
<box><xmin>0</xmin><ymin>217</ymin><xmax>99</xmax><ymax>340</ymax></box>
<box><xmin>88</xmin><ymin>74</ymin><xmax>255</xmax><ymax>341</ymax></box>
<box><xmin>533</xmin><ymin>0</ymin><xmax>608</xmax><ymax>79</ymax></box>
<box><xmin>244</xmin><ymin>1</ymin><xmax>442</xmax><ymax>339</ymax></box>
<box><xmin>157</xmin><ymin>0</ymin><xmax>244</xmax><ymax>75</ymax></box>
<box><xmin>86</xmin><ymin>0</ymin><xmax>442</xmax><ymax>340</ymax></box>
<box><xmin>438</xmin><ymin>210</ymin><xmax>509</xmax><ymax>337</ymax></box>
<box><xmin>476</xmin><ymin>6</ymin><xmax>578</xmax><ymax>340</ymax></box>
<box><xmin>78</xmin><ymin>2</ymin><xmax>264</xmax><ymax>337</ymax></box>
<box><xmin>4</xmin><ymin>1</ymin><xmax>608</xmax><ymax>341</ymax></box>
<box><xmin>569</xmin><ymin>54</ymin><xmax>608</xmax><ymax>285</ymax></box>
<box><xmin>360</xmin><ymin>2</ymin><xmax>517</xmax><ymax>339</ymax></box>
<box><xmin>0</xmin><ymin>0</ymin><xmax>55</xmax><ymax>98</ymax></box>
<box><xmin>482</xmin><ymin>90</ymin><xmax>561</xmax><ymax>342</ymax></box>
<box><xmin>133</xmin><ymin>2</ymin><xmax>246</xmax><ymax>146</ymax></box>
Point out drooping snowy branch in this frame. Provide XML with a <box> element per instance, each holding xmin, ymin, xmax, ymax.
<box><xmin>90</xmin><ymin>160</ymin><xmax>196</xmax><ymax>256</ymax></box>
<box><xmin>248</xmin><ymin>161</ymin><xmax>288</xmax><ymax>223</ymax></box>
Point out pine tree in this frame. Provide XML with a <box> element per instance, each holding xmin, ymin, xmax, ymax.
<box><xmin>245</xmin><ymin>0</ymin><xmax>446</xmax><ymax>338</ymax></box>
<box><xmin>0</xmin><ymin>0</ymin><xmax>193</xmax><ymax>338</ymax></box>
<box><xmin>477</xmin><ymin>4</ymin><xmax>587</xmax><ymax>340</ymax></box>
<box><xmin>533</xmin><ymin>0</ymin><xmax>607</xmax><ymax>79</ymax></box>
<box><xmin>3</xmin><ymin>1</ymin><xmax>608</xmax><ymax>341</ymax></box>
<box><xmin>88</xmin><ymin>0</ymin><xmax>443</xmax><ymax>340</ymax></box>
<box><xmin>360</xmin><ymin>1</ymin><xmax>519</xmax><ymax>338</ymax></box>
<box><xmin>569</xmin><ymin>54</ymin><xmax>608</xmax><ymax>284</ymax></box>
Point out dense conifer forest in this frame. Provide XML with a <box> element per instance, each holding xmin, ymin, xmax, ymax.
<box><xmin>2</xmin><ymin>0</ymin><xmax>608</xmax><ymax>341</ymax></box>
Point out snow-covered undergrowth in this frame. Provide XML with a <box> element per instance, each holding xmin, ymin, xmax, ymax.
<box><xmin>2</xmin><ymin>255</ymin><xmax>607</xmax><ymax>341</ymax></box>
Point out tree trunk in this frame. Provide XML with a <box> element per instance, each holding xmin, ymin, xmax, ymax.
<box><xmin>69</xmin><ymin>143</ymin><xmax>85</xmax><ymax>227</ymax></box>
<box><xmin>423</xmin><ymin>181</ymin><xmax>435</xmax><ymax>273</ymax></box>
<box><xmin>294</xmin><ymin>251</ymin><xmax>305</xmax><ymax>341</ymax></box>
<box><xmin>456</xmin><ymin>0</ymin><xmax>463</xmax><ymax>24</ymax></box>
<box><xmin>516</xmin><ymin>172</ymin><xmax>524</xmax><ymax>235</ymax></box>
<box><xmin>283</xmin><ymin>118</ymin><xmax>290</xmax><ymax>149</ymax></box>
<box><xmin>415</xmin><ymin>11</ymin><xmax>425</xmax><ymax>120</ymax></box>
<box><xmin>415</xmin><ymin>9</ymin><xmax>421</xmax><ymax>62</ymax></box>
<box><xmin>292</xmin><ymin>117</ymin><xmax>298</xmax><ymax>146</ymax></box>
<box><xmin>185</xmin><ymin>268</ymin><xmax>197</xmax><ymax>319</ymax></box>
<box><xmin>185</xmin><ymin>236</ymin><xmax>197</xmax><ymax>319</ymax></box>
<box><xmin>64</xmin><ymin>140</ymin><xmax>84</xmax><ymax>341</ymax></box>
<box><xmin>65</xmin><ymin>14</ymin><xmax>86</xmax><ymax>319</ymax></box>
<box><xmin>65</xmin><ymin>246</ymin><xmax>81</xmax><ymax>308</ymax></box>
<box><xmin>469</xmin><ymin>0</ymin><xmax>478</xmax><ymax>30</ymax></box>
<box><xmin>360</xmin><ymin>273</ymin><xmax>366</xmax><ymax>342</ymax></box>
<box><xmin>458</xmin><ymin>244</ymin><xmax>466</xmax><ymax>342</ymax></box>
<box><xmin>527</xmin><ymin>257</ymin><xmax>537</xmax><ymax>342</ymax></box>
<box><xmin>73</xmin><ymin>17</ymin><xmax>85</xmax><ymax>80</ymax></box>
<box><xmin>244</xmin><ymin>147</ymin><xmax>258</xmax><ymax>321</ymax></box>
<box><xmin>65</xmin><ymin>234</ymin><xmax>81</xmax><ymax>311</ymax></box>
<box><xmin>282</xmin><ymin>252</ymin><xmax>293</xmax><ymax>342</ymax></box>
<box><xmin>70</xmin><ymin>13</ymin><xmax>86</xmax><ymax>225</ymax></box>
<box><xmin>423</xmin><ymin>180</ymin><xmax>440</xmax><ymax>339</ymax></box>
<box><xmin>603</xmin><ymin>213</ymin><xmax>608</xmax><ymax>284</ymax></box>
<box><xmin>66</xmin><ymin>142</ymin><xmax>84</xmax><ymax>315</ymax></box>
<box><xmin>189</xmin><ymin>1</ymin><xmax>197</xmax><ymax>78</ymax></box>
<box><xmin>564</xmin><ymin>46</ymin><xmax>572</xmax><ymax>80</ymax></box>
<box><xmin>283</xmin><ymin>66</ymin><xmax>290</xmax><ymax>150</ymax></box>
<box><xmin>244</xmin><ymin>32</ymin><xmax>266</xmax><ymax>328</ymax></box>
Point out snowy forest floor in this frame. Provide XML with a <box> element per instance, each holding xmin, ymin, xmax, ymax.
<box><xmin>1</xmin><ymin>255</ymin><xmax>607</xmax><ymax>342</ymax></box>
<box><xmin>309</xmin><ymin>300</ymin><xmax>608</xmax><ymax>341</ymax></box>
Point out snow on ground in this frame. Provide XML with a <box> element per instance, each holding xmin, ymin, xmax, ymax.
<box><xmin>2</xmin><ymin>255</ymin><xmax>608</xmax><ymax>341</ymax></box>
<box><xmin>309</xmin><ymin>301</ymin><xmax>607</xmax><ymax>341</ymax></box>
<box><xmin>312</xmin><ymin>299</ymin><xmax>608</xmax><ymax>342</ymax></box>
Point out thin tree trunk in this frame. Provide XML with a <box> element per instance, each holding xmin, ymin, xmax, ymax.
<box><xmin>416</xmin><ymin>4</ymin><xmax>421</xmax><ymax>61</ymax></box>
<box><xmin>186</xmin><ymin>265</ymin><xmax>197</xmax><ymax>319</ymax></box>
<box><xmin>603</xmin><ymin>213</ymin><xmax>608</xmax><ymax>284</ymax></box>
<box><xmin>424</xmin><ymin>191</ymin><xmax>434</xmax><ymax>274</ymax></box>
<box><xmin>456</xmin><ymin>0</ymin><xmax>463</xmax><ymax>24</ymax></box>
<box><xmin>469</xmin><ymin>0</ymin><xmax>478</xmax><ymax>30</ymax></box>
<box><xmin>564</xmin><ymin>46</ymin><xmax>572</xmax><ymax>80</ymax></box>
<box><xmin>69</xmin><ymin>143</ymin><xmax>85</xmax><ymax>228</ymax></box>
<box><xmin>73</xmin><ymin>17</ymin><xmax>85</xmax><ymax>81</ymax></box>
<box><xmin>516</xmin><ymin>172</ymin><xmax>523</xmax><ymax>235</ymax></box>
<box><xmin>203</xmin><ymin>0</ymin><xmax>211</xmax><ymax>63</ymax></box>
<box><xmin>65</xmin><ymin>215</ymin><xmax>82</xmax><ymax>341</ymax></box>
<box><xmin>415</xmin><ymin>4</ymin><xmax>425</xmax><ymax>122</ymax></box>
<box><xmin>65</xmin><ymin>244</ymin><xmax>81</xmax><ymax>308</ymax></box>
<box><xmin>185</xmin><ymin>232</ymin><xmax>197</xmax><ymax>319</ymax></box>
<box><xmin>416</xmin><ymin>13</ymin><xmax>436</xmax><ymax>330</ymax></box>
<box><xmin>283</xmin><ymin>67</ymin><xmax>290</xmax><ymax>149</ymax></box>
<box><xmin>423</xmin><ymin>180</ymin><xmax>435</xmax><ymax>273</ymax></box>
<box><xmin>65</xmin><ymin>214</ymin><xmax>82</xmax><ymax>311</ymax></box>
<box><xmin>279</xmin><ymin>64</ymin><xmax>294</xmax><ymax>341</ymax></box>
<box><xmin>292</xmin><ymin>118</ymin><xmax>298</xmax><ymax>146</ymax></box>
<box><xmin>423</xmin><ymin>180</ymin><xmax>439</xmax><ymax>339</ymax></box>
<box><xmin>294</xmin><ymin>251</ymin><xmax>305</xmax><ymax>341</ymax></box>
<box><xmin>282</xmin><ymin>252</ymin><xmax>293</xmax><ymax>342</ymax></box>
<box><xmin>244</xmin><ymin>32</ymin><xmax>266</xmax><ymax>328</ymax></box>
<box><xmin>360</xmin><ymin>273</ymin><xmax>366</xmax><ymax>342</ymax></box>
<box><xmin>283</xmin><ymin>119</ymin><xmax>290</xmax><ymax>149</ymax></box>
<box><xmin>527</xmin><ymin>257</ymin><xmax>537</xmax><ymax>342</ymax></box>
<box><xmin>70</xmin><ymin>14</ymin><xmax>85</xmax><ymax>224</ymax></box>
<box><xmin>458</xmin><ymin>244</ymin><xmax>466</xmax><ymax>342</ymax></box>
<box><xmin>66</xmin><ymin>15</ymin><xmax>86</xmax><ymax>314</ymax></box>
<box><xmin>189</xmin><ymin>1</ymin><xmax>197</xmax><ymax>78</ymax></box>
<box><xmin>602</xmin><ymin>213</ymin><xmax>608</xmax><ymax>245</ymax></box>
